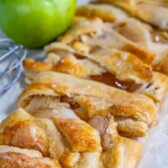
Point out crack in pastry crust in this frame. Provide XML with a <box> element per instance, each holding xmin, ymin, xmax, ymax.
<box><xmin>0</xmin><ymin>109</ymin><xmax>65</xmax><ymax>160</ymax></box>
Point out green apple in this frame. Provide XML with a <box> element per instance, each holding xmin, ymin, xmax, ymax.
<box><xmin>0</xmin><ymin>0</ymin><xmax>76</xmax><ymax>48</ymax></box>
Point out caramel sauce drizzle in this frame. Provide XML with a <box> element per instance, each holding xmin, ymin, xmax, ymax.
<box><xmin>74</xmin><ymin>53</ymin><xmax>86</xmax><ymax>60</ymax></box>
<box><xmin>90</xmin><ymin>72</ymin><xmax>140</xmax><ymax>92</ymax></box>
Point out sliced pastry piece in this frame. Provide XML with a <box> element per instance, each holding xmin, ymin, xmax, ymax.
<box><xmin>24</xmin><ymin>43</ymin><xmax>153</xmax><ymax>84</ymax></box>
<box><xmin>60</xmin><ymin>17</ymin><xmax>155</xmax><ymax>64</ymax></box>
<box><xmin>77</xmin><ymin>4</ymin><xmax>129</xmax><ymax>22</ymax></box>
<box><xmin>52</xmin><ymin>116</ymin><xmax>102</xmax><ymax>168</ymax></box>
<box><xmin>89</xmin><ymin>114</ymin><xmax>143</xmax><ymax>168</ymax></box>
<box><xmin>0</xmin><ymin>145</ymin><xmax>61</xmax><ymax>168</ymax></box>
<box><xmin>111</xmin><ymin>18</ymin><xmax>168</xmax><ymax>76</ymax></box>
<box><xmin>18</xmin><ymin>72</ymin><xmax>156</xmax><ymax>137</ymax></box>
<box><xmin>23</xmin><ymin>42</ymin><xmax>168</xmax><ymax>102</ymax></box>
<box><xmin>0</xmin><ymin>108</ymin><xmax>102</xmax><ymax>168</ymax></box>
<box><xmin>45</xmin><ymin>42</ymin><xmax>153</xmax><ymax>84</ymax></box>
<box><xmin>98</xmin><ymin>0</ymin><xmax>168</xmax><ymax>30</ymax></box>
<box><xmin>24</xmin><ymin>42</ymin><xmax>153</xmax><ymax>84</ymax></box>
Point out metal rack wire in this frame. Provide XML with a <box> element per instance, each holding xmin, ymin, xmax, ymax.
<box><xmin>0</xmin><ymin>39</ymin><xmax>27</xmax><ymax>94</ymax></box>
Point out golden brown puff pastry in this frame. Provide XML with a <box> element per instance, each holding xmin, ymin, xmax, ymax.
<box><xmin>135</xmin><ymin>72</ymin><xmax>168</xmax><ymax>102</ymax></box>
<box><xmin>98</xmin><ymin>0</ymin><xmax>168</xmax><ymax>30</ymax></box>
<box><xmin>76</xmin><ymin>5</ymin><xmax>168</xmax><ymax>76</ymax></box>
<box><xmin>45</xmin><ymin>42</ymin><xmax>153</xmax><ymax>84</ymax></box>
<box><xmin>60</xmin><ymin>151</ymin><xmax>103</xmax><ymax>168</ymax></box>
<box><xmin>89</xmin><ymin>114</ymin><xmax>143</xmax><ymax>168</ymax></box>
<box><xmin>112</xmin><ymin>17</ymin><xmax>168</xmax><ymax>44</ymax></box>
<box><xmin>52</xmin><ymin>116</ymin><xmax>101</xmax><ymax>152</ymax></box>
<box><xmin>77</xmin><ymin>4</ymin><xmax>129</xmax><ymax>22</ymax></box>
<box><xmin>115</xmin><ymin>117</ymin><xmax>148</xmax><ymax>137</ymax></box>
<box><xmin>110</xmin><ymin>17</ymin><xmax>168</xmax><ymax>76</ymax></box>
<box><xmin>0</xmin><ymin>110</ymin><xmax>103</xmax><ymax>168</ymax></box>
<box><xmin>1</xmin><ymin>110</ymin><xmax>142</xmax><ymax>168</ymax></box>
<box><xmin>0</xmin><ymin>108</ymin><xmax>102</xmax><ymax>168</ymax></box>
<box><xmin>23</xmin><ymin>42</ymin><xmax>168</xmax><ymax>102</ymax></box>
<box><xmin>0</xmin><ymin>108</ymin><xmax>65</xmax><ymax>159</ymax></box>
<box><xmin>22</xmin><ymin>42</ymin><xmax>153</xmax><ymax>85</ymax></box>
<box><xmin>18</xmin><ymin>71</ymin><xmax>156</xmax><ymax>137</ymax></box>
<box><xmin>60</xmin><ymin>17</ymin><xmax>155</xmax><ymax>64</ymax></box>
<box><xmin>0</xmin><ymin>145</ymin><xmax>61</xmax><ymax>168</ymax></box>
<box><xmin>23</xmin><ymin>94</ymin><xmax>148</xmax><ymax>137</ymax></box>
<box><xmin>101</xmin><ymin>136</ymin><xmax>142</xmax><ymax>168</ymax></box>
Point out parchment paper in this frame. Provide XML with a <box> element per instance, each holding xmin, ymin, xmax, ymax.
<box><xmin>0</xmin><ymin>0</ymin><xmax>168</xmax><ymax>167</ymax></box>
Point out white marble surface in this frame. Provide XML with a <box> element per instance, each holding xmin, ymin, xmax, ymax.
<box><xmin>0</xmin><ymin>1</ymin><xmax>168</xmax><ymax>167</ymax></box>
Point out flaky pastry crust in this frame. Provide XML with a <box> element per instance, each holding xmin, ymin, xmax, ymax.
<box><xmin>18</xmin><ymin>72</ymin><xmax>156</xmax><ymax>137</ymax></box>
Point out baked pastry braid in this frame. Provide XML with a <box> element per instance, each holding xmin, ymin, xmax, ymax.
<box><xmin>18</xmin><ymin>71</ymin><xmax>156</xmax><ymax>137</ymax></box>
<box><xmin>0</xmin><ymin>108</ymin><xmax>103</xmax><ymax>168</ymax></box>
<box><xmin>23</xmin><ymin>42</ymin><xmax>168</xmax><ymax>102</ymax></box>
<box><xmin>1</xmin><ymin>2</ymin><xmax>167</xmax><ymax>168</ymax></box>
<box><xmin>98</xmin><ymin>0</ymin><xmax>168</xmax><ymax>30</ymax></box>
<box><xmin>60</xmin><ymin>17</ymin><xmax>155</xmax><ymax>64</ymax></box>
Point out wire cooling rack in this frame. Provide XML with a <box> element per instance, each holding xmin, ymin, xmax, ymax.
<box><xmin>0</xmin><ymin>39</ymin><xmax>27</xmax><ymax>94</ymax></box>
